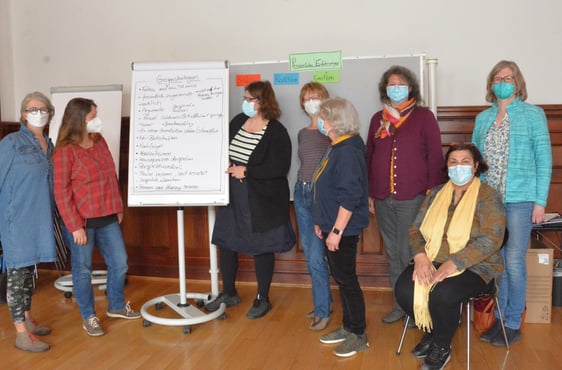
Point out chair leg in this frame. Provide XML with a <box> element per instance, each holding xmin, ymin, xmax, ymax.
<box><xmin>396</xmin><ymin>315</ymin><xmax>410</xmax><ymax>355</ymax></box>
<box><xmin>467</xmin><ymin>299</ymin><xmax>471</xmax><ymax>370</ymax></box>
<box><xmin>494</xmin><ymin>296</ymin><xmax>510</xmax><ymax>351</ymax></box>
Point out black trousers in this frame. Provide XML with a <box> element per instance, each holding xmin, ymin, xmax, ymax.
<box><xmin>395</xmin><ymin>263</ymin><xmax>492</xmax><ymax>348</ymax></box>
<box><xmin>325</xmin><ymin>234</ymin><xmax>366</xmax><ymax>335</ymax></box>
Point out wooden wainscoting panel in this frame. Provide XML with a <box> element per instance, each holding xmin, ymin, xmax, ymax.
<box><xmin>3</xmin><ymin>103</ymin><xmax>560</xmax><ymax>287</ymax></box>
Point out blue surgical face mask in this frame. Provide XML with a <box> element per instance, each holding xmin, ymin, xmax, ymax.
<box><xmin>448</xmin><ymin>165</ymin><xmax>474</xmax><ymax>186</ymax></box>
<box><xmin>242</xmin><ymin>100</ymin><xmax>257</xmax><ymax>117</ymax></box>
<box><xmin>493</xmin><ymin>82</ymin><xmax>515</xmax><ymax>100</ymax></box>
<box><xmin>386</xmin><ymin>85</ymin><xmax>409</xmax><ymax>104</ymax></box>
<box><xmin>317</xmin><ymin>117</ymin><xmax>330</xmax><ymax>136</ymax></box>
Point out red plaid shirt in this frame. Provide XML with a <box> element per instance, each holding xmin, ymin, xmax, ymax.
<box><xmin>53</xmin><ymin>137</ymin><xmax>123</xmax><ymax>232</ymax></box>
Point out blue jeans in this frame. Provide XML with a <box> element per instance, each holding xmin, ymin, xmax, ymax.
<box><xmin>496</xmin><ymin>202</ymin><xmax>533</xmax><ymax>329</ymax></box>
<box><xmin>64</xmin><ymin>221</ymin><xmax>129</xmax><ymax>320</ymax></box>
<box><xmin>294</xmin><ymin>181</ymin><xmax>332</xmax><ymax>318</ymax></box>
<box><xmin>374</xmin><ymin>195</ymin><xmax>424</xmax><ymax>310</ymax></box>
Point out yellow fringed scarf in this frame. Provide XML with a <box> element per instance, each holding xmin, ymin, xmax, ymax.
<box><xmin>413</xmin><ymin>177</ymin><xmax>481</xmax><ymax>332</ymax></box>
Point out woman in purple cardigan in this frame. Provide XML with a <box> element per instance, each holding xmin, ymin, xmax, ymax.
<box><xmin>366</xmin><ymin>66</ymin><xmax>444</xmax><ymax>325</ymax></box>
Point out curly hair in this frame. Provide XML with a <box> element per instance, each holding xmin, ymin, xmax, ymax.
<box><xmin>378</xmin><ymin>65</ymin><xmax>423</xmax><ymax>106</ymax></box>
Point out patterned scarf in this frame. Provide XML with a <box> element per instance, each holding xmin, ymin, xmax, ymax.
<box><xmin>413</xmin><ymin>178</ymin><xmax>480</xmax><ymax>332</ymax></box>
<box><xmin>375</xmin><ymin>98</ymin><xmax>416</xmax><ymax>139</ymax></box>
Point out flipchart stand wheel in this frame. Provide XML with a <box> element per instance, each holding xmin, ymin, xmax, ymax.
<box><xmin>54</xmin><ymin>270</ymin><xmax>108</xmax><ymax>298</ymax></box>
<box><xmin>140</xmin><ymin>207</ymin><xmax>225</xmax><ymax>333</ymax></box>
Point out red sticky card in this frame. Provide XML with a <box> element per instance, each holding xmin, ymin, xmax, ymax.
<box><xmin>236</xmin><ymin>74</ymin><xmax>261</xmax><ymax>87</ymax></box>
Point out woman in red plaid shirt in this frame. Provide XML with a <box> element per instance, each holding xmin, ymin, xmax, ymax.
<box><xmin>53</xmin><ymin>98</ymin><xmax>140</xmax><ymax>337</ymax></box>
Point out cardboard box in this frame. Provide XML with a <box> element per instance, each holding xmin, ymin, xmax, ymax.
<box><xmin>525</xmin><ymin>247</ymin><xmax>553</xmax><ymax>323</ymax></box>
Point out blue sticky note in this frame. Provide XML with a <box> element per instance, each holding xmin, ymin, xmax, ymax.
<box><xmin>274</xmin><ymin>73</ymin><xmax>300</xmax><ymax>85</ymax></box>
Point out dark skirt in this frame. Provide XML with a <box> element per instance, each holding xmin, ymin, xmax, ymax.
<box><xmin>212</xmin><ymin>176</ymin><xmax>296</xmax><ymax>255</ymax></box>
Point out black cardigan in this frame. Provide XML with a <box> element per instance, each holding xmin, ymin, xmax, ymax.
<box><xmin>229</xmin><ymin>113</ymin><xmax>292</xmax><ymax>232</ymax></box>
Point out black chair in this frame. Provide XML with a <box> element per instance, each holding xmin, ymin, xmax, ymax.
<box><xmin>396</xmin><ymin>284</ymin><xmax>510</xmax><ymax>370</ymax></box>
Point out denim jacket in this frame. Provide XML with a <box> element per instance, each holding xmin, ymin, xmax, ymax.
<box><xmin>0</xmin><ymin>125</ymin><xmax>57</xmax><ymax>268</ymax></box>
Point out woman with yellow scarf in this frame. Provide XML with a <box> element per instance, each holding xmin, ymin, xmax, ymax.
<box><xmin>395</xmin><ymin>143</ymin><xmax>505</xmax><ymax>370</ymax></box>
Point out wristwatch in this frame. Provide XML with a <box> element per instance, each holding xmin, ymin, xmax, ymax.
<box><xmin>331</xmin><ymin>227</ymin><xmax>342</xmax><ymax>235</ymax></box>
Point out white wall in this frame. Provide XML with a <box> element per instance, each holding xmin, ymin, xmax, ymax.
<box><xmin>2</xmin><ymin>0</ymin><xmax>562</xmax><ymax>121</ymax></box>
<box><xmin>0</xmin><ymin>0</ymin><xmax>16</xmax><ymax>119</ymax></box>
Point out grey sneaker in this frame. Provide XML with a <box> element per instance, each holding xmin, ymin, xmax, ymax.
<box><xmin>334</xmin><ymin>333</ymin><xmax>369</xmax><ymax>357</ymax></box>
<box><xmin>15</xmin><ymin>331</ymin><xmax>50</xmax><ymax>352</ymax></box>
<box><xmin>83</xmin><ymin>316</ymin><xmax>104</xmax><ymax>337</ymax></box>
<box><xmin>310</xmin><ymin>316</ymin><xmax>330</xmax><ymax>331</ymax></box>
<box><xmin>107</xmin><ymin>301</ymin><xmax>141</xmax><ymax>320</ymax></box>
<box><xmin>320</xmin><ymin>327</ymin><xmax>351</xmax><ymax>344</ymax></box>
<box><xmin>382</xmin><ymin>308</ymin><xmax>405</xmax><ymax>323</ymax></box>
<box><xmin>307</xmin><ymin>307</ymin><xmax>333</xmax><ymax>319</ymax></box>
<box><xmin>25</xmin><ymin>319</ymin><xmax>51</xmax><ymax>336</ymax></box>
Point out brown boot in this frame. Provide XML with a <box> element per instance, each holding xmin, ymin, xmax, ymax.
<box><xmin>25</xmin><ymin>319</ymin><xmax>52</xmax><ymax>336</ymax></box>
<box><xmin>15</xmin><ymin>331</ymin><xmax>50</xmax><ymax>352</ymax></box>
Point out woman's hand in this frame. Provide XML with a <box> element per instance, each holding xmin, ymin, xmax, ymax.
<box><xmin>368</xmin><ymin>197</ymin><xmax>375</xmax><ymax>215</ymax></box>
<box><xmin>226</xmin><ymin>164</ymin><xmax>246</xmax><ymax>180</ymax></box>
<box><xmin>325</xmin><ymin>232</ymin><xmax>341</xmax><ymax>252</ymax></box>
<box><xmin>118</xmin><ymin>213</ymin><xmax>123</xmax><ymax>224</ymax></box>
<box><xmin>412</xmin><ymin>253</ymin><xmax>435</xmax><ymax>287</ymax></box>
<box><xmin>314</xmin><ymin>225</ymin><xmax>323</xmax><ymax>239</ymax></box>
<box><xmin>431</xmin><ymin>260</ymin><xmax>459</xmax><ymax>284</ymax></box>
<box><xmin>72</xmin><ymin>228</ymin><xmax>87</xmax><ymax>245</ymax></box>
<box><xmin>532</xmin><ymin>204</ymin><xmax>546</xmax><ymax>224</ymax></box>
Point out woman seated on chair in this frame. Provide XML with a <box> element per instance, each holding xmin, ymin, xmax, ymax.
<box><xmin>395</xmin><ymin>143</ymin><xmax>505</xmax><ymax>370</ymax></box>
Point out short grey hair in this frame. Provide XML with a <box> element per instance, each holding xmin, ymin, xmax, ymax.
<box><xmin>319</xmin><ymin>97</ymin><xmax>360</xmax><ymax>136</ymax></box>
<box><xmin>19</xmin><ymin>91</ymin><xmax>55</xmax><ymax>125</ymax></box>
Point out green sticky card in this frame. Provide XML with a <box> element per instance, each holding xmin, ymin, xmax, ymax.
<box><xmin>289</xmin><ymin>51</ymin><xmax>343</xmax><ymax>72</ymax></box>
<box><xmin>313</xmin><ymin>71</ymin><xmax>340</xmax><ymax>83</ymax></box>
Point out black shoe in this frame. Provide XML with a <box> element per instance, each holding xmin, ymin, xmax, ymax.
<box><xmin>491</xmin><ymin>327</ymin><xmax>521</xmax><ymax>347</ymax></box>
<box><xmin>411</xmin><ymin>332</ymin><xmax>433</xmax><ymax>359</ymax></box>
<box><xmin>246</xmin><ymin>298</ymin><xmax>272</xmax><ymax>319</ymax></box>
<box><xmin>479</xmin><ymin>320</ymin><xmax>501</xmax><ymax>343</ymax></box>
<box><xmin>204</xmin><ymin>292</ymin><xmax>241</xmax><ymax>312</ymax></box>
<box><xmin>422</xmin><ymin>344</ymin><xmax>451</xmax><ymax>370</ymax></box>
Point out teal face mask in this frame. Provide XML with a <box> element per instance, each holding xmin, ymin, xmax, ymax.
<box><xmin>493</xmin><ymin>82</ymin><xmax>515</xmax><ymax>100</ymax></box>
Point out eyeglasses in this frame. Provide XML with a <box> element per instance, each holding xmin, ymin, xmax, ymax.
<box><xmin>243</xmin><ymin>96</ymin><xmax>258</xmax><ymax>103</ymax></box>
<box><xmin>493</xmin><ymin>76</ymin><xmax>514</xmax><ymax>84</ymax></box>
<box><xmin>25</xmin><ymin>107</ymin><xmax>50</xmax><ymax>114</ymax></box>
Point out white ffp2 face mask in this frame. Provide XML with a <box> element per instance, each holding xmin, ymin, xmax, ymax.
<box><xmin>26</xmin><ymin>112</ymin><xmax>49</xmax><ymax>128</ymax></box>
<box><xmin>304</xmin><ymin>99</ymin><xmax>321</xmax><ymax>116</ymax></box>
<box><xmin>87</xmin><ymin>117</ymin><xmax>103</xmax><ymax>133</ymax></box>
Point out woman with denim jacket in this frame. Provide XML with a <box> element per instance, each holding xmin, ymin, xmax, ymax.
<box><xmin>472</xmin><ymin>60</ymin><xmax>552</xmax><ymax>347</ymax></box>
<box><xmin>0</xmin><ymin>92</ymin><xmax>57</xmax><ymax>352</ymax></box>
